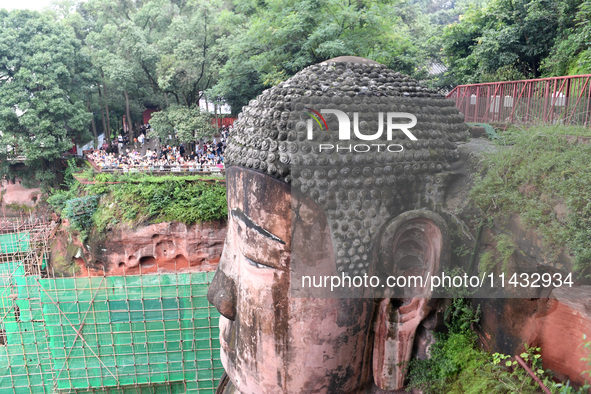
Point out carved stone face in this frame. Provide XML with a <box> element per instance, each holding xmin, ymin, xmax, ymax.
<box><xmin>208</xmin><ymin>167</ymin><xmax>374</xmax><ymax>393</ymax></box>
<box><xmin>208</xmin><ymin>166</ymin><xmax>447</xmax><ymax>393</ymax></box>
<box><xmin>208</xmin><ymin>57</ymin><xmax>456</xmax><ymax>393</ymax></box>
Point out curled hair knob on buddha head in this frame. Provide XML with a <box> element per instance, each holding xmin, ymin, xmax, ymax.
<box><xmin>226</xmin><ymin>56</ymin><xmax>467</xmax><ymax>276</ymax></box>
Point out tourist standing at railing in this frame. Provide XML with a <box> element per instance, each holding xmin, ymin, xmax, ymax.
<box><xmin>86</xmin><ymin>131</ymin><xmax>228</xmax><ymax>172</ymax></box>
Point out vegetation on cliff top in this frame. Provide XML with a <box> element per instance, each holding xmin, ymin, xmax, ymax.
<box><xmin>47</xmin><ymin>163</ymin><xmax>227</xmax><ymax>238</ymax></box>
<box><xmin>470</xmin><ymin>125</ymin><xmax>591</xmax><ymax>278</ymax></box>
<box><xmin>407</xmin><ymin>299</ymin><xmax>591</xmax><ymax>393</ymax></box>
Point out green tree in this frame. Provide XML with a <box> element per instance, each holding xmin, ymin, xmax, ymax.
<box><xmin>149</xmin><ymin>105</ymin><xmax>215</xmax><ymax>144</ymax></box>
<box><xmin>442</xmin><ymin>0</ymin><xmax>578</xmax><ymax>85</ymax></box>
<box><xmin>154</xmin><ymin>0</ymin><xmax>224</xmax><ymax>107</ymax></box>
<box><xmin>79</xmin><ymin>0</ymin><xmax>225</xmax><ymax>143</ymax></box>
<box><xmin>0</xmin><ymin>10</ymin><xmax>91</xmax><ymax>185</ymax></box>
<box><xmin>541</xmin><ymin>0</ymin><xmax>591</xmax><ymax>76</ymax></box>
<box><xmin>214</xmin><ymin>0</ymin><xmax>422</xmax><ymax>113</ymax></box>
<box><xmin>81</xmin><ymin>0</ymin><xmax>163</xmax><ymax>142</ymax></box>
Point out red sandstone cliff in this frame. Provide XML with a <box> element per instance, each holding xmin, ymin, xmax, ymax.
<box><xmin>1</xmin><ymin>180</ymin><xmax>41</xmax><ymax>213</ymax></box>
<box><xmin>50</xmin><ymin>220</ymin><xmax>226</xmax><ymax>276</ymax></box>
<box><xmin>479</xmin><ymin>289</ymin><xmax>591</xmax><ymax>387</ymax></box>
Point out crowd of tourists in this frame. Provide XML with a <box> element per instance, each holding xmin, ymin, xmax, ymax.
<box><xmin>88</xmin><ymin>126</ymin><xmax>229</xmax><ymax>172</ymax></box>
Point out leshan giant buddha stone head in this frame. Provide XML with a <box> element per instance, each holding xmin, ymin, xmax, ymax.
<box><xmin>208</xmin><ymin>56</ymin><xmax>468</xmax><ymax>393</ymax></box>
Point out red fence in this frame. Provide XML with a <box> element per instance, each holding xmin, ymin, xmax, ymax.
<box><xmin>446</xmin><ymin>75</ymin><xmax>591</xmax><ymax>126</ymax></box>
<box><xmin>142</xmin><ymin>108</ymin><xmax>159</xmax><ymax>124</ymax></box>
<box><xmin>212</xmin><ymin>117</ymin><xmax>236</xmax><ymax>128</ymax></box>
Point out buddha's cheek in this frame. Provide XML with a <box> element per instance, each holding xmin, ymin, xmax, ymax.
<box><xmin>228</xmin><ymin>262</ymin><xmax>290</xmax><ymax>392</ymax></box>
<box><xmin>285</xmin><ymin>298</ymin><xmax>373</xmax><ymax>392</ymax></box>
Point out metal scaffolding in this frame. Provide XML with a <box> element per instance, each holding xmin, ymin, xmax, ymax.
<box><xmin>0</xmin><ymin>218</ymin><xmax>223</xmax><ymax>393</ymax></box>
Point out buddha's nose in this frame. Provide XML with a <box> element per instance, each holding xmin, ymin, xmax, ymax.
<box><xmin>207</xmin><ymin>268</ymin><xmax>237</xmax><ymax>321</ymax></box>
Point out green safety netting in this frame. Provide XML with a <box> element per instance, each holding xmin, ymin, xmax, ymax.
<box><xmin>0</xmin><ymin>232</ymin><xmax>30</xmax><ymax>254</ymax></box>
<box><xmin>0</xmin><ymin>231</ymin><xmax>223</xmax><ymax>393</ymax></box>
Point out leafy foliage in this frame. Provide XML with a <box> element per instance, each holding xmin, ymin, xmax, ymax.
<box><xmin>0</xmin><ymin>10</ymin><xmax>92</xmax><ymax>185</ymax></box>
<box><xmin>3</xmin><ymin>0</ymin><xmax>591</xmax><ymax>186</ymax></box>
<box><xmin>541</xmin><ymin>0</ymin><xmax>591</xmax><ymax>76</ymax></box>
<box><xmin>63</xmin><ymin>195</ymin><xmax>99</xmax><ymax>240</ymax></box>
<box><xmin>46</xmin><ymin>159</ymin><xmax>82</xmax><ymax>212</ymax></box>
<box><xmin>445</xmin><ymin>298</ymin><xmax>481</xmax><ymax>335</ymax></box>
<box><xmin>95</xmin><ymin>177</ymin><xmax>227</xmax><ymax>228</ymax></box>
<box><xmin>407</xmin><ymin>299</ymin><xmax>585</xmax><ymax>393</ymax></box>
<box><xmin>54</xmin><ymin>171</ymin><xmax>228</xmax><ymax>235</ymax></box>
<box><xmin>467</xmin><ymin>122</ymin><xmax>498</xmax><ymax>140</ymax></box>
<box><xmin>442</xmin><ymin>0</ymin><xmax>591</xmax><ymax>84</ymax></box>
<box><xmin>406</xmin><ymin>299</ymin><xmax>497</xmax><ymax>393</ymax></box>
<box><xmin>479</xmin><ymin>233</ymin><xmax>518</xmax><ymax>274</ymax></box>
<box><xmin>47</xmin><ymin>161</ymin><xmax>227</xmax><ymax>234</ymax></box>
<box><xmin>470</xmin><ymin>125</ymin><xmax>591</xmax><ymax>278</ymax></box>
<box><xmin>149</xmin><ymin>105</ymin><xmax>215</xmax><ymax>144</ymax></box>
<box><xmin>213</xmin><ymin>0</ymin><xmax>463</xmax><ymax>111</ymax></box>
<box><xmin>490</xmin><ymin>345</ymin><xmax>570</xmax><ymax>394</ymax></box>
<box><xmin>80</xmin><ymin>0</ymin><xmax>227</xmax><ymax>129</ymax></box>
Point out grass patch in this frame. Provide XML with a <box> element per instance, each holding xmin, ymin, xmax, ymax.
<box><xmin>47</xmin><ymin>162</ymin><xmax>227</xmax><ymax>235</ymax></box>
<box><xmin>479</xmin><ymin>233</ymin><xmax>518</xmax><ymax>275</ymax></box>
<box><xmin>469</xmin><ymin>125</ymin><xmax>591</xmax><ymax>278</ymax></box>
<box><xmin>91</xmin><ymin>175</ymin><xmax>227</xmax><ymax>233</ymax></box>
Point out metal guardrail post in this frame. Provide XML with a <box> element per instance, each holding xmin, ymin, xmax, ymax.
<box><xmin>447</xmin><ymin>74</ymin><xmax>591</xmax><ymax>127</ymax></box>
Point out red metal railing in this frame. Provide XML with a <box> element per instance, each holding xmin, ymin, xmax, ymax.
<box><xmin>213</xmin><ymin>117</ymin><xmax>237</xmax><ymax>128</ymax></box>
<box><xmin>446</xmin><ymin>75</ymin><xmax>591</xmax><ymax>126</ymax></box>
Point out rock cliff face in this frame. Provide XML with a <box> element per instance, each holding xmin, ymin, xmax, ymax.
<box><xmin>478</xmin><ymin>289</ymin><xmax>591</xmax><ymax>386</ymax></box>
<box><xmin>476</xmin><ymin>212</ymin><xmax>591</xmax><ymax>386</ymax></box>
<box><xmin>0</xmin><ymin>180</ymin><xmax>41</xmax><ymax>210</ymax></box>
<box><xmin>50</xmin><ymin>221</ymin><xmax>226</xmax><ymax>276</ymax></box>
<box><xmin>446</xmin><ymin>138</ymin><xmax>591</xmax><ymax>387</ymax></box>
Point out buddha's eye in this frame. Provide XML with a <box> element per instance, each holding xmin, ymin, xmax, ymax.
<box><xmin>244</xmin><ymin>255</ymin><xmax>273</xmax><ymax>269</ymax></box>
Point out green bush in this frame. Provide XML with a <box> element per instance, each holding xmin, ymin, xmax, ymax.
<box><xmin>407</xmin><ymin>299</ymin><xmax>586</xmax><ymax>393</ymax></box>
<box><xmin>63</xmin><ymin>195</ymin><xmax>99</xmax><ymax>240</ymax></box>
<box><xmin>46</xmin><ymin>189</ymin><xmax>76</xmax><ymax>212</ymax></box>
<box><xmin>47</xmin><ymin>169</ymin><xmax>227</xmax><ymax>234</ymax></box>
<box><xmin>406</xmin><ymin>299</ymin><xmax>497</xmax><ymax>393</ymax></box>
<box><xmin>470</xmin><ymin>125</ymin><xmax>591</xmax><ymax>278</ymax></box>
<box><xmin>88</xmin><ymin>174</ymin><xmax>227</xmax><ymax>233</ymax></box>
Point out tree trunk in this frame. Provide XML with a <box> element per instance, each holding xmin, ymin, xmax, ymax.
<box><xmin>101</xmin><ymin>72</ymin><xmax>112</xmax><ymax>146</ymax></box>
<box><xmin>124</xmin><ymin>90</ymin><xmax>133</xmax><ymax>139</ymax></box>
<box><xmin>87</xmin><ymin>98</ymin><xmax>98</xmax><ymax>147</ymax></box>
<box><xmin>97</xmin><ymin>86</ymin><xmax>108</xmax><ymax>148</ymax></box>
<box><xmin>214</xmin><ymin>100</ymin><xmax>219</xmax><ymax>132</ymax></box>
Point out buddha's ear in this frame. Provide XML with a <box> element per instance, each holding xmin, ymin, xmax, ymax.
<box><xmin>372</xmin><ymin>210</ymin><xmax>449</xmax><ymax>391</ymax></box>
<box><xmin>373</xmin><ymin>210</ymin><xmax>450</xmax><ymax>293</ymax></box>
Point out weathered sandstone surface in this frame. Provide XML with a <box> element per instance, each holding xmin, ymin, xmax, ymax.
<box><xmin>50</xmin><ymin>220</ymin><xmax>226</xmax><ymax>276</ymax></box>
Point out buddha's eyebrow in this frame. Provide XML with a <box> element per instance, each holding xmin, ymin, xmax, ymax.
<box><xmin>231</xmin><ymin>208</ymin><xmax>285</xmax><ymax>244</ymax></box>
